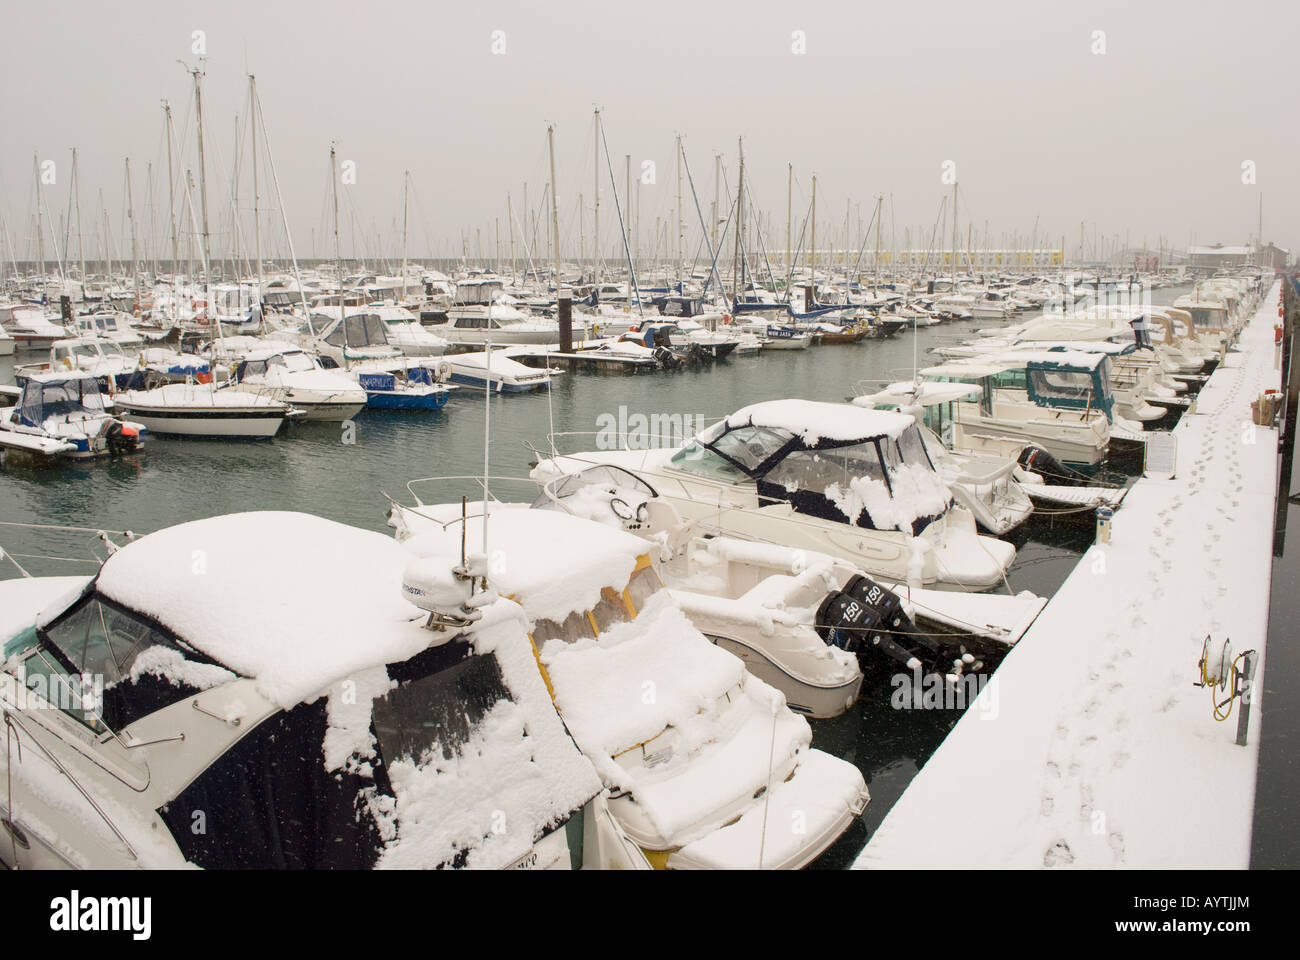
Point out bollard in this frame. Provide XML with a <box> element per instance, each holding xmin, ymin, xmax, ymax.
<box><xmin>558</xmin><ymin>296</ymin><xmax>573</xmax><ymax>354</ymax></box>
<box><xmin>1235</xmin><ymin>650</ymin><xmax>1257</xmax><ymax>746</ymax></box>
<box><xmin>1095</xmin><ymin>505</ymin><xmax>1113</xmax><ymax>544</ymax></box>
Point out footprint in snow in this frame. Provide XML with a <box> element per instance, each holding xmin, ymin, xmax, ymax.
<box><xmin>1044</xmin><ymin>840</ymin><xmax>1075</xmax><ymax>867</ymax></box>
<box><xmin>1112</xmin><ymin>751</ymin><xmax>1130</xmax><ymax>769</ymax></box>
<box><xmin>1109</xmin><ymin>832</ymin><xmax>1126</xmax><ymax>863</ymax></box>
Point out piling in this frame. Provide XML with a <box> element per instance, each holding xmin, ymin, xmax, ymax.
<box><xmin>558</xmin><ymin>295</ymin><xmax>573</xmax><ymax>354</ymax></box>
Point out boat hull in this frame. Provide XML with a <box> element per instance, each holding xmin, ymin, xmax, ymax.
<box><xmin>110</xmin><ymin>405</ymin><xmax>286</xmax><ymax>439</ymax></box>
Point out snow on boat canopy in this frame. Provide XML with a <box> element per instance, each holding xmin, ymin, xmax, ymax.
<box><xmin>7</xmin><ymin>511</ymin><xmax>604</xmax><ymax>869</ymax></box>
<box><xmin>392</xmin><ymin>502</ymin><xmax>644</xmax><ymax>625</ymax></box>
<box><xmin>702</xmin><ymin>398</ymin><xmax>916</xmax><ymax>446</ymax></box>
<box><xmin>691</xmin><ymin>399</ymin><xmax>952</xmax><ymax>536</ymax></box>
<box><xmin>853</xmin><ymin>381</ymin><xmax>983</xmax><ymax>409</ymax></box>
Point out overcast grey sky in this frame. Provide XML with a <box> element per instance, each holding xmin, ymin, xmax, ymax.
<box><xmin>2</xmin><ymin>0</ymin><xmax>1297</xmax><ymax>266</ymax></box>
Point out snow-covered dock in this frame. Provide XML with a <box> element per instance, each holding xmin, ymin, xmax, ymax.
<box><xmin>855</xmin><ymin>281</ymin><xmax>1284</xmax><ymax>869</ymax></box>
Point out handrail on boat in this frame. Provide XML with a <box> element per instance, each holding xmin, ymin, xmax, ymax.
<box><xmin>403</xmin><ymin>474</ymin><xmax>544</xmax><ymax>504</ymax></box>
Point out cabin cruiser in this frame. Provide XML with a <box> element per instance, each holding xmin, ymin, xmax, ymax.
<box><xmin>0</xmin><ymin>372</ymin><xmax>145</xmax><ymax>462</ymax></box>
<box><xmin>229</xmin><ymin>345</ymin><xmax>367</xmax><ymax>421</ymax></box>
<box><xmin>360</xmin><ymin>303</ymin><xmax>449</xmax><ymax>356</ymax></box>
<box><xmin>284</xmin><ymin>313</ymin><xmax>454</xmax><ymax>410</ymax></box>
<box><xmin>0</xmin><ymin>304</ymin><xmax>69</xmax><ymax>349</ymax></box>
<box><xmin>918</xmin><ymin>356</ymin><xmax>1112</xmax><ymax>468</ymax></box>
<box><xmin>428</xmin><ymin>278</ymin><xmax>560</xmax><ymax>345</ymax></box>
<box><xmin>532</xmin><ymin>465</ymin><xmax>1000</xmax><ymax>714</ymax></box>
<box><xmin>112</xmin><ymin>382</ymin><xmax>300</xmax><ymax>439</ymax></box>
<box><xmin>16</xmin><ymin>337</ymin><xmax>209</xmax><ymax>394</ymax></box>
<box><xmin>854</xmin><ymin>381</ymin><xmax>1035</xmax><ymax>535</ymax></box>
<box><xmin>389</xmin><ymin>502</ymin><xmax>869</xmax><ymax>868</ymax></box>
<box><xmin>739</xmin><ymin>320</ymin><xmax>811</xmax><ymax>349</ymax></box>
<box><xmin>0</xmin><ymin>511</ymin><xmax>648</xmax><ymax>869</ymax></box>
<box><xmin>70</xmin><ymin>312</ymin><xmax>144</xmax><ymax>347</ymax></box>
<box><xmin>532</xmin><ymin>399</ymin><xmax>1017</xmax><ymax>590</ymax></box>
<box><xmin>617</xmin><ymin>322</ymin><xmax>738</xmax><ymax>362</ymax></box>
<box><xmin>445</xmin><ymin>348</ymin><xmax>557</xmax><ymax>393</ymax></box>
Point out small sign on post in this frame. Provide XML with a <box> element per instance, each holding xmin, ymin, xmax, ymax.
<box><xmin>1144</xmin><ymin>431</ymin><xmax>1177</xmax><ymax>480</ymax></box>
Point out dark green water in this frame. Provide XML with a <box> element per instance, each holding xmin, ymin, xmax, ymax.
<box><xmin>14</xmin><ymin>285</ymin><xmax>1272</xmax><ymax>870</ymax></box>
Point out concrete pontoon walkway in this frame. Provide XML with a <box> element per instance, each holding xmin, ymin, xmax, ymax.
<box><xmin>855</xmin><ymin>281</ymin><xmax>1282</xmax><ymax>869</ymax></box>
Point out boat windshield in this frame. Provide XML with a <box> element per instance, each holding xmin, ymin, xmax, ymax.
<box><xmin>669</xmin><ymin>441</ymin><xmax>748</xmax><ymax>483</ymax></box>
<box><xmin>765</xmin><ymin>440</ymin><xmax>887</xmax><ymax>494</ymax></box>
<box><xmin>709</xmin><ymin>425</ymin><xmax>794</xmax><ymax>472</ymax></box>
<box><xmin>274</xmin><ymin>352</ymin><xmax>317</xmax><ymax>373</ymax></box>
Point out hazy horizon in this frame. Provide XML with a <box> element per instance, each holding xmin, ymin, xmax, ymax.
<box><xmin>2</xmin><ymin>0</ymin><xmax>1297</xmax><ymax>271</ymax></box>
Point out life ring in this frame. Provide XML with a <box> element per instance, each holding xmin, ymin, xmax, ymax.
<box><xmin>723</xmin><ymin>314</ymin><xmax>732</xmax><ymax>325</ymax></box>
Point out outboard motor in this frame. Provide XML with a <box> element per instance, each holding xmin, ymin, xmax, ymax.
<box><xmin>814</xmin><ymin>574</ymin><xmax>963</xmax><ymax>675</ymax></box>
<box><xmin>104</xmin><ymin>420</ymin><xmax>141</xmax><ymax>457</ymax></box>
<box><xmin>1017</xmin><ymin>444</ymin><xmax>1089</xmax><ymax>486</ymax></box>
<box><xmin>653</xmin><ymin>345</ymin><xmax>681</xmax><ymax>370</ymax></box>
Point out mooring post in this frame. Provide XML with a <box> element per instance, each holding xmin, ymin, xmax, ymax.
<box><xmin>558</xmin><ymin>295</ymin><xmax>573</xmax><ymax>354</ymax></box>
<box><xmin>1236</xmin><ymin>650</ymin><xmax>1258</xmax><ymax>746</ymax></box>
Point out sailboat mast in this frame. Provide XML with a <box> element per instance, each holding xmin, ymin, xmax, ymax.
<box><xmin>125</xmin><ymin>158</ymin><xmax>139</xmax><ymax>307</ymax></box>
<box><xmin>786</xmin><ymin>162</ymin><xmax>792</xmax><ymax>276</ymax></box>
<box><xmin>547</xmin><ymin>124</ymin><xmax>560</xmax><ymax>296</ymax></box>
<box><xmin>33</xmin><ymin>154</ymin><xmax>46</xmax><ymax>282</ymax></box>
<box><xmin>192</xmin><ymin>67</ymin><xmax>212</xmax><ymax>300</ymax></box>
<box><xmin>163</xmin><ymin>101</ymin><xmax>179</xmax><ymax>275</ymax></box>
<box><xmin>810</xmin><ymin>173</ymin><xmax>816</xmax><ymax>303</ymax></box>
<box><xmin>675</xmin><ymin>134</ymin><xmax>683</xmax><ymax>283</ymax></box>
<box><xmin>401</xmin><ymin>169</ymin><xmax>409</xmax><ymax>301</ymax></box>
<box><xmin>732</xmin><ymin>138</ymin><xmax>744</xmax><ymax>303</ymax></box>
<box><xmin>250</xmin><ymin>76</ymin><xmax>262</xmax><ymax>303</ymax></box>
<box><xmin>950</xmin><ymin>180</ymin><xmax>958</xmax><ymax>291</ymax></box>
<box><xmin>593</xmin><ymin>108</ymin><xmax>601</xmax><ymax>285</ymax></box>
<box><xmin>331</xmin><ymin>143</ymin><xmax>348</xmax><ymax>370</ymax></box>
<box><xmin>72</xmin><ymin>148</ymin><xmax>86</xmax><ymax>299</ymax></box>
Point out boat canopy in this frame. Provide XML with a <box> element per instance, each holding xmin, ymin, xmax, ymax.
<box><xmin>681</xmin><ymin>401</ymin><xmax>950</xmax><ymax>534</ymax></box>
<box><xmin>28</xmin><ymin>511</ymin><xmax>601</xmax><ymax>869</ymax></box>
<box><xmin>853</xmin><ymin>380</ymin><xmax>982</xmax><ymax>409</ymax></box>
<box><xmin>16</xmin><ymin>372</ymin><xmax>108</xmax><ymax>427</ymax></box>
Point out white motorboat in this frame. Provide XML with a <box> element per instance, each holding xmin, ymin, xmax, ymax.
<box><xmin>853</xmin><ymin>381</ymin><xmax>1035</xmax><ymax>535</ymax></box>
<box><xmin>532</xmin><ymin>399</ymin><xmax>1017</xmax><ymax>590</ymax></box>
<box><xmin>390</xmin><ymin>502</ymin><xmax>869</xmax><ymax>869</ymax></box>
<box><xmin>918</xmin><ymin>356</ymin><xmax>1113</xmax><ymax>468</ymax></box>
<box><xmin>0</xmin><ymin>304</ymin><xmax>68</xmax><ymax>349</ymax></box>
<box><xmin>0</xmin><ymin>371</ymin><xmax>145</xmax><ymax>462</ymax></box>
<box><xmin>0</xmin><ymin>511</ymin><xmax>647</xmax><ymax>869</ymax></box>
<box><xmin>229</xmin><ymin>345</ymin><xmax>367</xmax><ymax>420</ymax></box>
<box><xmin>447</xmin><ymin>348</ymin><xmax>557</xmax><ymax>392</ymax></box>
<box><xmin>69</xmin><ymin>311</ymin><xmax>144</xmax><ymax>347</ymax></box>
<box><xmin>112</xmin><ymin>382</ymin><xmax>299</xmax><ymax>439</ymax></box>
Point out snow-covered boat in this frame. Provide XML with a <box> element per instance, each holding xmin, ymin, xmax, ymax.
<box><xmin>112</xmin><ymin>382</ymin><xmax>299</xmax><ymax>439</ymax></box>
<box><xmin>69</xmin><ymin>312</ymin><xmax>144</xmax><ymax>347</ymax></box>
<box><xmin>853</xmin><ymin>381</ymin><xmax>1035</xmax><ymax>535</ymax></box>
<box><xmin>0</xmin><ymin>372</ymin><xmax>145</xmax><ymax>462</ymax></box>
<box><xmin>389</xmin><ymin>502</ymin><xmax>869</xmax><ymax>868</ymax></box>
<box><xmin>230</xmin><ymin>345</ymin><xmax>367</xmax><ymax>421</ymax></box>
<box><xmin>0</xmin><ymin>305</ymin><xmax>68</xmax><ymax>349</ymax></box>
<box><xmin>446</xmin><ymin>349</ymin><xmax>557</xmax><ymax>393</ymax></box>
<box><xmin>533</xmin><ymin>399</ymin><xmax>1017</xmax><ymax>590</ymax></box>
<box><xmin>0</xmin><ymin>512</ymin><xmax>649</xmax><ymax>870</ymax></box>
<box><xmin>532</xmin><ymin>465</ymin><xmax>997</xmax><ymax>713</ymax></box>
<box><xmin>918</xmin><ymin>356</ymin><xmax>1113</xmax><ymax>468</ymax></box>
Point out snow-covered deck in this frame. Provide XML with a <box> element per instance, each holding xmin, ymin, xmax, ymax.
<box><xmin>855</xmin><ymin>281</ymin><xmax>1283</xmax><ymax>869</ymax></box>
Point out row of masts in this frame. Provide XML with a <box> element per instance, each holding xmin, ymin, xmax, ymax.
<box><xmin>13</xmin><ymin>96</ymin><xmax>1162</xmax><ymax>301</ymax></box>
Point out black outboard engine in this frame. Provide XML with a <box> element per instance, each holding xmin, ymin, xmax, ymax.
<box><xmin>104</xmin><ymin>420</ymin><xmax>141</xmax><ymax>458</ymax></box>
<box><xmin>653</xmin><ymin>345</ymin><xmax>681</xmax><ymax>370</ymax></box>
<box><xmin>1017</xmin><ymin>444</ymin><xmax>1089</xmax><ymax>486</ymax></box>
<box><xmin>815</xmin><ymin>574</ymin><xmax>963</xmax><ymax>676</ymax></box>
